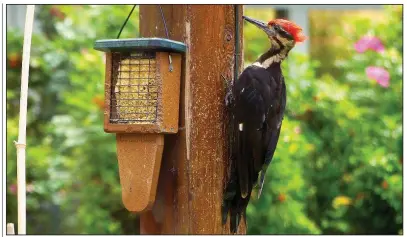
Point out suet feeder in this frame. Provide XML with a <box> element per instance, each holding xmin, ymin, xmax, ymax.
<box><xmin>94</xmin><ymin>38</ymin><xmax>186</xmax><ymax>212</ymax></box>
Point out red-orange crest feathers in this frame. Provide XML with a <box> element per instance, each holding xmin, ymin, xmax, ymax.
<box><xmin>268</xmin><ymin>19</ymin><xmax>307</xmax><ymax>43</ymax></box>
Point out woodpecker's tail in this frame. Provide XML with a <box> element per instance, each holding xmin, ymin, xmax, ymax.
<box><xmin>230</xmin><ymin>208</ymin><xmax>241</xmax><ymax>234</ymax></box>
<box><xmin>256</xmin><ymin>170</ymin><xmax>267</xmax><ymax>199</ymax></box>
<box><xmin>222</xmin><ymin>167</ymin><xmax>251</xmax><ymax>234</ymax></box>
<box><xmin>222</xmin><ymin>171</ymin><xmax>237</xmax><ymax>225</ymax></box>
<box><xmin>222</xmin><ymin>166</ymin><xmax>242</xmax><ymax>234</ymax></box>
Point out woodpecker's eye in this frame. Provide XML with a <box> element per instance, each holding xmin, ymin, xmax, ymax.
<box><xmin>275</xmin><ymin>24</ymin><xmax>294</xmax><ymax>40</ymax></box>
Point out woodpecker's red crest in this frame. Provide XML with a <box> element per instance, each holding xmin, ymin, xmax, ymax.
<box><xmin>268</xmin><ymin>19</ymin><xmax>306</xmax><ymax>43</ymax></box>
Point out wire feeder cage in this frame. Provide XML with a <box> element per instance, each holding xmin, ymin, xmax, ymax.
<box><xmin>94</xmin><ymin>38</ymin><xmax>187</xmax><ymax>134</ymax></box>
<box><xmin>111</xmin><ymin>51</ymin><xmax>158</xmax><ymax>124</ymax></box>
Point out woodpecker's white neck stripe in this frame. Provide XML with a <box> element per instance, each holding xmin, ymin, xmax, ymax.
<box><xmin>252</xmin><ymin>53</ymin><xmax>285</xmax><ymax>68</ymax></box>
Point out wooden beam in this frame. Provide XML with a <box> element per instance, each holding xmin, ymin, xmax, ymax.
<box><xmin>139</xmin><ymin>5</ymin><xmax>244</xmax><ymax>234</ymax></box>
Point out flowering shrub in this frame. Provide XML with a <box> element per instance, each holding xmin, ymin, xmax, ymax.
<box><xmin>245</xmin><ymin>5</ymin><xmax>401</xmax><ymax>234</ymax></box>
<box><xmin>6</xmin><ymin>5</ymin><xmax>139</xmax><ymax>234</ymax></box>
<box><xmin>366</xmin><ymin>66</ymin><xmax>390</xmax><ymax>87</ymax></box>
<box><xmin>305</xmin><ymin>5</ymin><xmax>402</xmax><ymax>234</ymax></box>
<box><xmin>354</xmin><ymin>36</ymin><xmax>385</xmax><ymax>53</ymax></box>
<box><xmin>354</xmin><ymin>35</ymin><xmax>391</xmax><ymax>88</ymax></box>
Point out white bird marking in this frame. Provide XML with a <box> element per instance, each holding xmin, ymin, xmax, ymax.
<box><xmin>239</xmin><ymin>123</ymin><xmax>244</xmax><ymax>131</ymax></box>
<box><xmin>252</xmin><ymin>62</ymin><xmax>262</xmax><ymax>67</ymax></box>
<box><xmin>252</xmin><ymin>53</ymin><xmax>285</xmax><ymax>68</ymax></box>
<box><xmin>258</xmin><ymin>178</ymin><xmax>265</xmax><ymax>199</ymax></box>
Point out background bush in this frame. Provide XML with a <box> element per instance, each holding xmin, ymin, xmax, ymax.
<box><xmin>7</xmin><ymin>5</ymin><xmax>139</xmax><ymax>234</ymax></box>
<box><xmin>6</xmin><ymin>5</ymin><xmax>402</xmax><ymax>234</ymax></box>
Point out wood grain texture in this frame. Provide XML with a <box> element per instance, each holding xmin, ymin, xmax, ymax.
<box><xmin>158</xmin><ymin>52</ymin><xmax>182</xmax><ymax>133</ymax></box>
<box><xmin>139</xmin><ymin>5</ymin><xmax>244</xmax><ymax>234</ymax></box>
<box><xmin>116</xmin><ymin>133</ymin><xmax>164</xmax><ymax>212</ymax></box>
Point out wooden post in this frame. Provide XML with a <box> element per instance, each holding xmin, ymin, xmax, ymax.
<box><xmin>139</xmin><ymin>5</ymin><xmax>244</xmax><ymax>234</ymax></box>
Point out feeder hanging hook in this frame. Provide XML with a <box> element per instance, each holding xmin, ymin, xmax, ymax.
<box><xmin>158</xmin><ymin>5</ymin><xmax>173</xmax><ymax>72</ymax></box>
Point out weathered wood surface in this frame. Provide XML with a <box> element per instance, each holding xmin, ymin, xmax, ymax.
<box><xmin>139</xmin><ymin>5</ymin><xmax>244</xmax><ymax>234</ymax></box>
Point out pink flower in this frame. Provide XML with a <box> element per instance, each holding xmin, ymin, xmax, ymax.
<box><xmin>80</xmin><ymin>48</ymin><xmax>89</xmax><ymax>55</ymax></box>
<box><xmin>354</xmin><ymin>36</ymin><xmax>385</xmax><ymax>53</ymax></box>
<box><xmin>26</xmin><ymin>183</ymin><xmax>34</xmax><ymax>193</ymax></box>
<box><xmin>294</xmin><ymin>126</ymin><xmax>301</xmax><ymax>134</ymax></box>
<box><xmin>8</xmin><ymin>183</ymin><xmax>35</xmax><ymax>195</ymax></box>
<box><xmin>366</xmin><ymin>66</ymin><xmax>390</xmax><ymax>88</ymax></box>
<box><xmin>9</xmin><ymin>184</ymin><xmax>17</xmax><ymax>195</ymax></box>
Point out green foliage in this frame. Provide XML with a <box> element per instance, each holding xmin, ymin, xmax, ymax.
<box><xmin>7</xmin><ymin>5</ymin><xmax>139</xmax><ymax>234</ymax></box>
<box><xmin>244</xmin><ymin>5</ymin><xmax>402</xmax><ymax>235</ymax></box>
<box><xmin>309</xmin><ymin>5</ymin><xmax>402</xmax><ymax>234</ymax></box>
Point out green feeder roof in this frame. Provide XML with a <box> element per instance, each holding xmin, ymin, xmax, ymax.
<box><xmin>94</xmin><ymin>38</ymin><xmax>187</xmax><ymax>53</ymax></box>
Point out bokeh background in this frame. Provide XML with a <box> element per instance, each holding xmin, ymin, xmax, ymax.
<box><xmin>6</xmin><ymin>5</ymin><xmax>402</xmax><ymax>234</ymax></box>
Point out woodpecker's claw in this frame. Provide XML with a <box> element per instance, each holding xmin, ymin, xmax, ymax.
<box><xmin>222</xmin><ymin>75</ymin><xmax>235</xmax><ymax>110</ymax></box>
<box><xmin>225</xmin><ymin>91</ymin><xmax>235</xmax><ymax>109</ymax></box>
<box><xmin>222</xmin><ymin>74</ymin><xmax>233</xmax><ymax>89</ymax></box>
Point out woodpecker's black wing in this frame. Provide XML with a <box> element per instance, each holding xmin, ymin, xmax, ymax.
<box><xmin>257</xmin><ymin>79</ymin><xmax>286</xmax><ymax>196</ymax></box>
<box><xmin>222</xmin><ymin>65</ymin><xmax>286</xmax><ymax>233</ymax></box>
<box><xmin>233</xmin><ymin>65</ymin><xmax>285</xmax><ymax>197</ymax></box>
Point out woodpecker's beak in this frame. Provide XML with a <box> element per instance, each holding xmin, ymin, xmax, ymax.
<box><xmin>243</xmin><ymin>15</ymin><xmax>276</xmax><ymax>37</ymax></box>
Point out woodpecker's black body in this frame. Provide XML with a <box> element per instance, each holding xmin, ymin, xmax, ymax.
<box><xmin>222</xmin><ymin>60</ymin><xmax>286</xmax><ymax>233</ymax></box>
<box><xmin>222</xmin><ymin>15</ymin><xmax>305</xmax><ymax>233</ymax></box>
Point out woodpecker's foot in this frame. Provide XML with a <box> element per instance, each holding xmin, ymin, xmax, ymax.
<box><xmin>225</xmin><ymin>90</ymin><xmax>235</xmax><ymax>110</ymax></box>
<box><xmin>221</xmin><ymin>74</ymin><xmax>232</xmax><ymax>89</ymax></box>
<box><xmin>221</xmin><ymin>75</ymin><xmax>235</xmax><ymax>110</ymax></box>
<box><xmin>221</xmin><ymin>201</ymin><xmax>229</xmax><ymax>225</ymax></box>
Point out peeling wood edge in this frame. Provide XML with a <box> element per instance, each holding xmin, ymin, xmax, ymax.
<box><xmin>184</xmin><ymin>16</ymin><xmax>193</xmax><ymax>234</ymax></box>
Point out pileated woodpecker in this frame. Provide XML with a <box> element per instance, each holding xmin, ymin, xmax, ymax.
<box><xmin>222</xmin><ymin>16</ymin><xmax>306</xmax><ymax>233</ymax></box>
